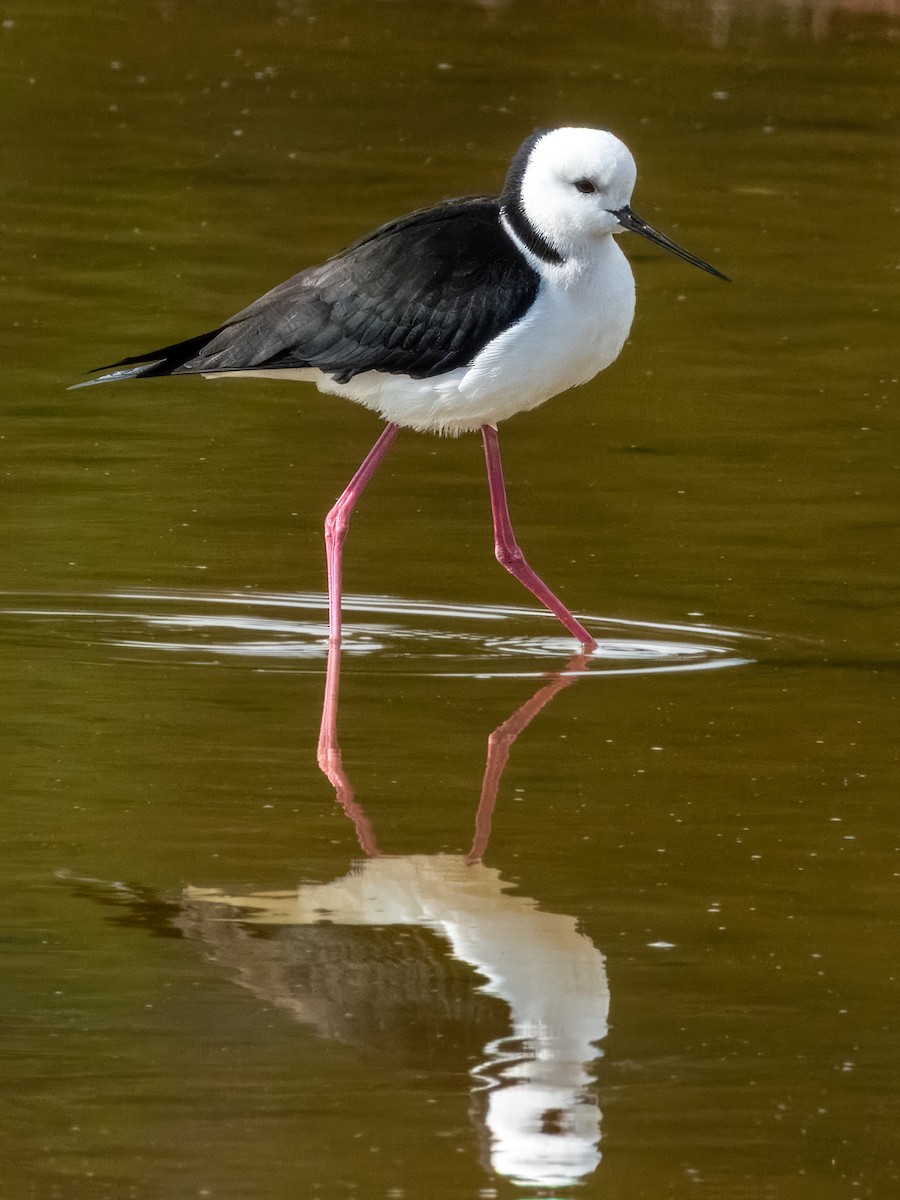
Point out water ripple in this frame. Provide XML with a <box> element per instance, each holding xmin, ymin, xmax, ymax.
<box><xmin>0</xmin><ymin>588</ymin><xmax>763</xmax><ymax>681</ymax></box>
<box><xmin>0</xmin><ymin>588</ymin><xmax>759</xmax><ymax>677</ymax></box>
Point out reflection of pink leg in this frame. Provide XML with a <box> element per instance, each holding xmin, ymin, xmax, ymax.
<box><xmin>482</xmin><ymin>425</ymin><xmax>597</xmax><ymax>649</ymax></box>
<box><xmin>317</xmin><ymin>634</ymin><xmax>381</xmax><ymax>858</ymax></box>
<box><xmin>468</xmin><ymin>654</ymin><xmax>590</xmax><ymax>863</ymax></box>
<box><xmin>324</xmin><ymin>422</ymin><xmax>401</xmax><ymax>646</ymax></box>
<box><xmin>319</xmin><ymin>647</ymin><xmax>591</xmax><ymax>861</ymax></box>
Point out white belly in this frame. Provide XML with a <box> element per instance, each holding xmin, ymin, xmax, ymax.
<box><xmin>217</xmin><ymin>236</ymin><xmax>636</xmax><ymax>437</ymax></box>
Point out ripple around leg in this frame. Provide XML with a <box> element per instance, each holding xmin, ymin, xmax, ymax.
<box><xmin>0</xmin><ymin>587</ymin><xmax>761</xmax><ymax>678</ymax></box>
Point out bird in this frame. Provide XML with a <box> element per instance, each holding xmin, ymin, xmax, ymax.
<box><xmin>74</xmin><ymin>127</ymin><xmax>728</xmax><ymax>649</ymax></box>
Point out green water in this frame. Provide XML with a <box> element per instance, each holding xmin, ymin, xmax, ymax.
<box><xmin>2</xmin><ymin>1</ymin><xmax>897</xmax><ymax>1197</ymax></box>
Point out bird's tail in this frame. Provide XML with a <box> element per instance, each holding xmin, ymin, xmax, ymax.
<box><xmin>68</xmin><ymin>364</ymin><xmax>159</xmax><ymax>390</ymax></box>
<box><xmin>68</xmin><ymin>327</ymin><xmax>223</xmax><ymax>391</ymax></box>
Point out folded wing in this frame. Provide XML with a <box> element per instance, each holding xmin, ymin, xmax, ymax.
<box><xmin>79</xmin><ymin>198</ymin><xmax>540</xmax><ymax>388</ymax></box>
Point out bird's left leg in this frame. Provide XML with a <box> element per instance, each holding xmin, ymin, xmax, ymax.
<box><xmin>481</xmin><ymin>424</ymin><xmax>597</xmax><ymax>649</ymax></box>
<box><xmin>324</xmin><ymin>421</ymin><xmax>401</xmax><ymax>646</ymax></box>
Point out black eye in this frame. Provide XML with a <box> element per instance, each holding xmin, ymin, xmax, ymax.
<box><xmin>574</xmin><ymin>178</ymin><xmax>596</xmax><ymax>194</ymax></box>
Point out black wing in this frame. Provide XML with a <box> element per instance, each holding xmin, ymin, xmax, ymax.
<box><xmin>88</xmin><ymin>197</ymin><xmax>540</xmax><ymax>386</ymax></box>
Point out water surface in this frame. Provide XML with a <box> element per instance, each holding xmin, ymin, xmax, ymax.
<box><xmin>2</xmin><ymin>1</ymin><xmax>897</xmax><ymax>1197</ymax></box>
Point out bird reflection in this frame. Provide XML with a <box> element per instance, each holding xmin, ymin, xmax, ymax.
<box><xmin>186</xmin><ymin>852</ymin><xmax>608</xmax><ymax>1190</ymax></box>
<box><xmin>65</xmin><ymin>645</ymin><xmax>610</xmax><ymax>1191</ymax></box>
<box><xmin>188</xmin><ymin>639</ymin><xmax>609</xmax><ymax>1190</ymax></box>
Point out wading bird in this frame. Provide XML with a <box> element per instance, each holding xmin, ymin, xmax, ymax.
<box><xmin>75</xmin><ymin>127</ymin><xmax>728</xmax><ymax>648</ymax></box>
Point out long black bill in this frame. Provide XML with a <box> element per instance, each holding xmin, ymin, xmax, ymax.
<box><xmin>612</xmin><ymin>205</ymin><xmax>730</xmax><ymax>282</ymax></box>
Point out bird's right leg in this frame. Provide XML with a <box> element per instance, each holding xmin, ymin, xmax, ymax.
<box><xmin>319</xmin><ymin>423</ymin><xmax>400</xmax><ymax>789</ymax></box>
<box><xmin>324</xmin><ymin>421</ymin><xmax>401</xmax><ymax>646</ymax></box>
<box><xmin>481</xmin><ymin>423</ymin><xmax>597</xmax><ymax>648</ymax></box>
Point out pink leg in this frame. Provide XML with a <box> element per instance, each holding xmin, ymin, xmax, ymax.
<box><xmin>481</xmin><ymin>424</ymin><xmax>596</xmax><ymax>648</ymax></box>
<box><xmin>324</xmin><ymin>422</ymin><xmax>401</xmax><ymax>645</ymax></box>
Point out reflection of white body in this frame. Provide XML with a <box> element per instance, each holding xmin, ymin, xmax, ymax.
<box><xmin>189</xmin><ymin>854</ymin><xmax>608</xmax><ymax>1190</ymax></box>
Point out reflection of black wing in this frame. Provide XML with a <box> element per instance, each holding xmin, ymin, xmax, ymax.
<box><xmin>88</xmin><ymin>197</ymin><xmax>541</xmax><ymax>386</ymax></box>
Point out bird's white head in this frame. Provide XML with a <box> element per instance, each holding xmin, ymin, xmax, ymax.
<box><xmin>500</xmin><ymin>126</ymin><xmax>730</xmax><ymax>281</ymax></box>
<box><xmin>501</xmin><ymin>127</ymin><xmax>637</xmax><ymax>264</ymax></box>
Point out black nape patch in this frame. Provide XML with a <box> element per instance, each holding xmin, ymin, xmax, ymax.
<box><xmin>499</xmin><ymin>129</ymin><xmax>565</xmax><ymax>267</ymax></box>
<box><xmin>500</xmin><ymin>201</ymin><xmax>565</xmax><ymax>267</ymax></box>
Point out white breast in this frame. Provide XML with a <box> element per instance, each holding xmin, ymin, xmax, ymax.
<box><xmin>455</xmin><ymin>236</ymin><xmax>636</xmax><ymax>427</ymax></box>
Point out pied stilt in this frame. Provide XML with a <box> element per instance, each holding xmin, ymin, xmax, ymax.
<box><xmin>74</xmin><ymin>127</ymin><xmax>728</xmax><ymax>648</ymax></box>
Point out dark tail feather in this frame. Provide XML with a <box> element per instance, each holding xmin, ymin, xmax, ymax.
<box><xmin>69</xmin><ymin>327</ymin><xmax>223</xmax><ymax>390</ymax></box>
<box><xmin>94</xmin><ymin>328</ymin><xmax>222</xmax><ymax>374</ymax></box>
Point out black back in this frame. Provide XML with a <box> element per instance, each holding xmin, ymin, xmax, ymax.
<box><xmin>101</xmin><ymin>197</ymin><xmax>542</xmax><ymax>385</ymax></box>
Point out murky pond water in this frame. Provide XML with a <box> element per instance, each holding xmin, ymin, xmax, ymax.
<box><xmin>3</xmin><ymin>1</ymin><xmax>897</xmax><ymax>1197</ymax></box>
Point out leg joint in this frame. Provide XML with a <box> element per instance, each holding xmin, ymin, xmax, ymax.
<box><xmin>324</xmin><ymin>503</ymin><xmax>351</xmax><ymax>543</ymax></box>
<box><xmin>495</xmin><ymin>540</ymin><xmax>526</xmax><ymax>573</ymax></box>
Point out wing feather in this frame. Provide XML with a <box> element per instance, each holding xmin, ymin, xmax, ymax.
<box><xmin>85</xmin><ymin>197</ymin><xmax>540</xmax><ymax>386</ymax></box>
